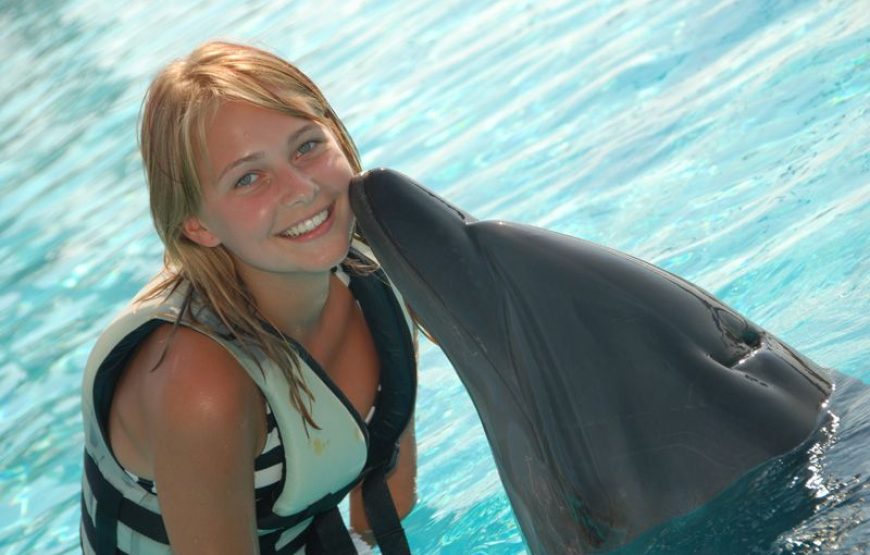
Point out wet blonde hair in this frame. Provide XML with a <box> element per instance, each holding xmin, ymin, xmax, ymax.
<box><xmin>140</xmin><ymin>41</ymin><xmax>364</xmax><ymax>427</ymax></box>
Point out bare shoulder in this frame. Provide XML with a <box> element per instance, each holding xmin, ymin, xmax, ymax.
<box><xmin>144</xmin><ymin>325</ymin><xmax>264</xmax><ymax>442</ymax></box>
<box><xmin>118</xmin><ymin>323</ymin><xmax>266</xmax><ymax>460</ymax></box>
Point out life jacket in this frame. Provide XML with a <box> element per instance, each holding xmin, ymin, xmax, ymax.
<box><xmin>80</xmin><ymin>246</ymin><xmax>417</xmax><ymax>554</ymax></box>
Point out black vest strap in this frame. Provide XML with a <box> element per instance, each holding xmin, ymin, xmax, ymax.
<box><xmin>346</xmin><ymin>254</ymin><xmax>417</xmax><ymax>472</ymax></box>
<box><xmin>301</xmin><ymin>465</ymin><xmax>412</xmax><ymax>555</ymax></box>
<box><xmin>83</xmin><ymin>451</ymin><xmax>170</xmax><ymax>551</ymax></box>
<box><xmin>80</xmin><ymin>492</ymin><xmax>100</xmax><ymax>553</ymax></box>
<box><xmin>257</xmin><ymin>522</ymin><xmax>313</xmax><ymax>554</ymax></box>
<box><xmin>304</xmin><ymin>507</ymin><xmax>358</xmax><ymax>554</ymax></box>
<box><xmin>362</xmin><ymin>467</ymin><xmax>412</xmax><ymax>554</ymax></box>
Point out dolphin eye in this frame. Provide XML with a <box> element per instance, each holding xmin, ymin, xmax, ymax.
<box><xmin>742</xmin><ymin>328</ymin><xmax>761</xmax><ymax>348</ymax></box>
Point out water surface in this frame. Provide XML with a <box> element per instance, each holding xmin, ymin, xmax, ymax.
<box><xmin>0</xmin><ymin>0</ymin><xmax>867</xmax><ymax>553</ymax></box>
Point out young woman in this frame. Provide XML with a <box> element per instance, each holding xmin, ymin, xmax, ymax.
<box><xmin>80</xmin><ymin>41</ymin><xmax>418</xmax><ymax>555</ymax></box>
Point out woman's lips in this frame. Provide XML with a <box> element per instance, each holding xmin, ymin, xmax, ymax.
<box><xmin>277</xmin><ymin>204</ymin><xmax>334</xmax><ymax>241</ymax></box>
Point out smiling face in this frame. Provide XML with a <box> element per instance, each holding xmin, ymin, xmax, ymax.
<box><xmin>183</xmin><ymin>101</ymin><xmax>356</xmax><ymax>281</ymax></box>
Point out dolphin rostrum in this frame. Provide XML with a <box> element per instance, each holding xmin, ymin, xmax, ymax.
<box><xmin>349</xmin><ymin>169</ymin><xmax>832</xmax><ymax>553</ymax></box>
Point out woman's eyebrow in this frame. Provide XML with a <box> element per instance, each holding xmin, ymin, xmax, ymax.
<box><xmin>218</xmin><ymin>152</ymin><xmax>264</xmax><ymax>182</ymax></box>
<box><xmin>216</xmin><ymin>123</ymin><xmax>319</xmax><ymax>182</ymax></box>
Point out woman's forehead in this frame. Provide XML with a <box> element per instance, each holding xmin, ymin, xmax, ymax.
<box><xmin>198</xmin><ymin>102</ymin><xmax>325</xmax><ymax>180</ymax></box>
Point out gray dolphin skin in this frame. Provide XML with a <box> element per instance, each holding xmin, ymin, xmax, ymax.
<box><xmin>349</xmin><ymin>169</ymin><xmax>833</xmax><ymax>554</ymax></box>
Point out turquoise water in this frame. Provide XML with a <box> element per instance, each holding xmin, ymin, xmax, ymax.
<box><xmin>0</xmin><ymin>0</ymin><xmax>867</xmax><ymax>553</ymax></box>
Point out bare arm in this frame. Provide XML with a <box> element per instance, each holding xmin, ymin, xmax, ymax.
<box><xmin>146</xmin><ymin>327</ymin><xmax>265</xmax><ymax>554</ymax></box>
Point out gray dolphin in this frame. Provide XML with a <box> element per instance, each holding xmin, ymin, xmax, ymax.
<box><xmin>349</xmin><ymin>169</ymin><xmax>832</xmax><ymax>554</ymax></box>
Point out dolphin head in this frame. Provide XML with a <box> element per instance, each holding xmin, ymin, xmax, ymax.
<box><xmin>350</xmin><ymin>168</ymin><xmax>832</xmax><ymax>553</ymax></box>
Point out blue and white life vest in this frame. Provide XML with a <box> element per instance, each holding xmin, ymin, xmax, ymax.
<box><xmin>80</xmin><ymin>246</ymin><xmax>417</xmax><ymax>554</ymax></box>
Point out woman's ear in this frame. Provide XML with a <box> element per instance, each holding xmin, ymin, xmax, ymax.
<box><xmin>182</xmin><ymin>216</ymin><xmax>221</xmax><ymax>247</ymax></box>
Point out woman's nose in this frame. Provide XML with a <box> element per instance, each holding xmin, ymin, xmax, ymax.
<box><xmin>276</xmin><ymin>164</ymin><xmax>319</xmax><ymax>206</ymax></box>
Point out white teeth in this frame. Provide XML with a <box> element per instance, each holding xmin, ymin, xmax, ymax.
<box><xmin>282</xmin><ymin>209</ymin><xmax>328</xmax><ymax>237</ymax></box>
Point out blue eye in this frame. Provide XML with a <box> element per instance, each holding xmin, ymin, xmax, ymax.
<box><xmin>297</xmin><ymin>140</ymin><xmax>318</xmax><ymax>155</ymax></box>
<box><xmin>235</xmin><ymin>172</ymin><xmax>257</xmax><ymax>188</ymax></box>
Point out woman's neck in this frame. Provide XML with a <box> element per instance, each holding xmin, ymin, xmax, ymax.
<box><xmin>239</xmin><ymin>266</ymin><xmax>336</xmax><ymax>345</ymax></box>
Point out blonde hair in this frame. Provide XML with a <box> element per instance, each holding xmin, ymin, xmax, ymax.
<box><xmin>140</xmin><ymin>41</ymin><xmax>364</xmax><ymax>428</ymax></box>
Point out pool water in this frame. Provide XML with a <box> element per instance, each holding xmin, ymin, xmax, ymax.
<box><xmin>1</xmin><ymin>0</ymin><xmax>867</xmax><ymax>553</ymax></box>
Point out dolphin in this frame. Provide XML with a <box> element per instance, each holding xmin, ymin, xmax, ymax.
<box><xmin>348</xmin><ymin>168</ymin><xmax>833</xmax><ymax>554</ymax></box>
